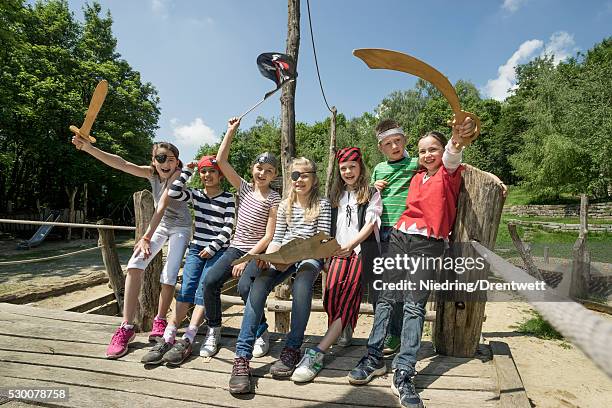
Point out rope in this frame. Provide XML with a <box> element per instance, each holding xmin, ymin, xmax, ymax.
<box><xmin>0</xmin><ymin>219</ymin><xmax>136</xmax><ymax>231</ymax></box>
<box><xmin>306</xmin><ymin>0</ymin><xmax>333</xmax><ymax>113</ymax></box>
<box><xmin>0</xmin><ymin>243</ymin><xmax>134</xmax><ymax>266</ymax></box>
<box><xmin>471</xmin><ymin>241</ymin><xmax>612</xmax><ymax>378</ymax></box>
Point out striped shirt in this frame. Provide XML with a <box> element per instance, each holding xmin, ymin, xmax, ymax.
<box><xmin>371</xmin><ymin>157</ymin><xmax>419</xmax><ymax>227</ymax></box>
<box><xmin>271</xmin><ymin>198</ymin><xmax>332</xmax><ymax>247</ymax></box>
<box><xmin>168</xmin><ymin>168</ymin><xmax>236</xmax><ymax>256</ymax></box>
<box><xmin>231</xmin><ymin>178</ymin><xmax>281</xmax><ymax>251</ymax></box>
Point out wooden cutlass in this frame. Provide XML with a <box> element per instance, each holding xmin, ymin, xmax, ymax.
<box><xmin>353</xmin><ymin>48</ymin><xmax>481</xmax><ymax>145</ymax></box>
<box><xmin>69</xmin><ymin>79</ymin><xmax>108</xmax><ymax>143</ymax></box>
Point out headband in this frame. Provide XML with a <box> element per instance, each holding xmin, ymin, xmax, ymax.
<box><xmin>376</xmin><ymin>127</ymin><xmax>405</xmax><ymax>142</ymax></box>
<box><xmin>253</xmin><ymin>152</ymin><xmax>278</xmax><ymax>168</ymax></box>
<box><xmin>198</xmin><ymin>155</ymin><xmax>222</xmax><ymax>175</ymax></box>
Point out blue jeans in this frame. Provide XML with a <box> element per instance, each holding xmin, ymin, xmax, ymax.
<box><xmin>367</xmin><ymin>231</ymin><xmax>444</xmax><ymax>371</ymax></box>
<box><xmin>175</xmin><ymin>244</ymin><xmax>224</xmax><ymax>306</ymax></box>
<box><xmin>202</xmin><ymin>247</ymin><xmax>267</xmax><ymax>331</ymax></box>
<box><xmin>376</xmin><ymin>226</ymin><xmax>402</xmax><ymax>338</ymax></box>
<box><xmin>235</xmin><ymin>259</ymin><xmax>323</xmax><ymax>360</ymax></box>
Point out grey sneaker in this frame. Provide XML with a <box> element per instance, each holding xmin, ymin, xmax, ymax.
<box><xmin>291</xmin><ymin>348</ymin><xmax>324</xmax><ymax>382</ymax></box>
<box><xmin>336</xmin><ymin>323</ymin><xmax>353</xmax><ymax>347</ymax></box>
<box><xmin>229</xmin><ymin>357</ymin><xmax>252</xmax><ymax>394</ymax></box>
<box><xmin>347</xmin><ymin>353</ymin><xmax>386</xmax><ymax>385</ymax></box>
<box><xmin>162</xmin><ymin>338</ymin><xmax>192</xmax><ymax>366</ymax></box>
<box><xmin>270</xmin><ymin>347</ymin><xmax>301</xmax><ymax>378</ymax></box>
<box><xmin>141</xmin><ymin>340</ymin><xmax>173</xmax><ymax>365</ymax></box>
<box><xmin>391</xmin><ymin>369</ymin><xmax>424</xmax><ymax>408</ymax></box>
<box><xmin>199</xmin><ymin>326</ymin><xmax>221</xmax><ymax>357</ymax></box>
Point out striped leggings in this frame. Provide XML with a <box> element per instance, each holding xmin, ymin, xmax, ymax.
<box><xmin>323</xmin><ymin>253</ymin><xmax>363</xmax><ymax>331</ymax></box>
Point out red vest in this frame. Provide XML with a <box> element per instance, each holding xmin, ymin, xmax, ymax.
<box><xmin>395</xmin><ymin>165</ymin><xmax>464</xmax><ymax>239</ymax></box>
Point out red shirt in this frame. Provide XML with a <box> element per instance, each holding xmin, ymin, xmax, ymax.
<box><xmin>395</xmin><ymin>164</ymin><xmax>464</xmax><ymax>239</ymax></box>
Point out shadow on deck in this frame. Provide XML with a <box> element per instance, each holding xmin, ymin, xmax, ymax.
<box><xmin>0</xmin><ymin>302</ymin><xmax>509</xmax><ymax>407</ymax></box>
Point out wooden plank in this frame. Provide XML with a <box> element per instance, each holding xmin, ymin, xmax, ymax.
<box><xmin>0</xmin><ymin>355</ymin><xmax>498</xmax><ymax>408</ymax></box>
<box><xmin>0</xmin><ymin>334</ymin><xmax>496</xmax><ymax>387</ymax></box>
<box><xmin>0</xmin><ymin>302</ymin><xmax>121</xmax><ymax>326</ymax></box>
<box><xmin>0</xmin><ymin>311</ymin><xmax>119</xmax><ymax>335</ymax></box>
<box><xmin>490</xmin><ymin>341</ymin><xmax>530</xmax><ymax>408</ymax></box>
<box><xmin>0</xmin><ymin>273</ymin><xmax>109</xmax><ymax>304</ymax></box>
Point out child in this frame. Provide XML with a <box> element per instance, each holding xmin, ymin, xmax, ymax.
<box><xmin>71</xmin><ymin>136</ymin><xmax>192</xmax><ymax>359</ymax></box>
<box><xmin>291</xmin><ymin>147</ymin><xmax>382</xmax><ymax>383</ymax></box>
<box><xmin>369</xmin><ymin>119</ymin><xmax>419</xmax><ymax>354</ymax></box>
<box><xmin>197</xmin><ymin>117</ymin><xmax>281</xmax><ymax>358</ymax></box>
<box><xmin>229</xmin><ymin>157</ymin><xmax>332</xmax><ymax>394</ymax></box>
<box><xmin>140</xmin><ymin>155</ymin><xmax>236</xmax><ymax>365</ymax></box>
<box><xmin>348</xmin><ymin>118</ymin><xmax>476</xmax><ymax>408</ymax></box>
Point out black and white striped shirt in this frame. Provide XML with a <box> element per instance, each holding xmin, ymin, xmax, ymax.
<box><xmin>168</xmin><ymin>168</ymin><xmax>236</xmax><ymax>256</ymax></box>
<box><xmin>271</xmin><ymin>198</ymin><xmax>332</xmax><ymax>247</ymax></box>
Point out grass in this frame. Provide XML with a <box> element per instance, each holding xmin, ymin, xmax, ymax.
<box><xmin>506</xmin><ymin>215</ymin><xmax>612</xmax><ymax>225</ymax></box>
<box><xmin>504</xmin><ymin>185</ymin><xmax>582</xmax><ymax>206</ymax></box>
<box><xmin>495</xmin><ymin>214</ymin><xmax>612</xmax><ymax>263</ymax></box>
<box><xmin>515</xmin><ymin>311</ymin><xmax>564</xmax><ymax>341</ymax></box>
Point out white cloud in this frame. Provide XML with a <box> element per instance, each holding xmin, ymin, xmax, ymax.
<box><xmin>542</xmin><ymin>31</ymin><xmax>577</xmax><ymax>64</ymax></box>
<box><xmin>172</xmin><ymin>118</ymin><xmax>218</xmax><ymax>148</ymax></box>
<box><xmin>502</xmin><ymin>0</ymin><xmax>528</xmax><ymax>12</ymax></box>
<box><xmin>484</xmin><ymin>39</ymin><xmax>543</xmax><ymax>101</ymax></box>
<box><xmin>483</xmin><ymin>31</ymin><xmax>577</xmax><ymax>101</ymax></box>
<box><xmin>151</xmin><ymin>0</ymin><xmax>170</xmax><ymax>18</ymax></box>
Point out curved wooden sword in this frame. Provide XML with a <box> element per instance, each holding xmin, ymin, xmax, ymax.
<box><xmin>69</xmin><ymin>79</ymin><xmax>108</xmax><ymax>143</ymax></box>
<box><xmin>353</xmin><ymin>48</ymin><xmax>480</xmax><ymax>144</ymax></box>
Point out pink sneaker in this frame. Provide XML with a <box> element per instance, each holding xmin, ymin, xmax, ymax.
<box><xmin>148</xmin><ymin>317</ymin><xmax>168</xmax><ymax>342</ymax></box>
<box><xmin>106</xmin><ymin>324</ymin><xmax>136</xmax><ymax>359</ymax></box>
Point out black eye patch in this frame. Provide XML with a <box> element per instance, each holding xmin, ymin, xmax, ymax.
<box><xmin>155</xmin><ymin>154</ymin><xmax>168</xmax><ymax>163</ymax></box>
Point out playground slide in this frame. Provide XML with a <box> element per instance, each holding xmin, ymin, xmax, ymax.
<box><xmin>17</xmin><ymin>212</ymin><xmax>62</xmax><ymax>249</ymax></box>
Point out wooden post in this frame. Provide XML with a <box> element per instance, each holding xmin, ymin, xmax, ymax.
<box><xmin>434</xmin><ymin>166</ymin><xmax>506</xmax><ymax>357</ymax></box>
<box><xmin>97</xmin><ymin>219</ymin><xmax>125</xmax><ymax>313</ymax></box>
<box><xmin>273</xmin><ymin>0</ymin><xmax>300</xmax><ymax>331</ymax></box>
<box><xmin>507</xmin><ymin>223</ymin><xmax>544</xmax><ymax>281</ymax></box>
<box><xmin>543</xmin><ymin>246</ymin><xmax>549</xmax><ymax>264</ymax></box>
<box><xmin>280</xmin><ymin>0</ymin><xmax>300</xmax><ymax>193</ymax></box>
<box><xmin>570</xmin><ymin>194</ymin><xmax>589</xmax><ymax>300</ymax></box>
<box><xmin>133</xmin><ymin>190</ymin><xmax>163</xmax><ymax>332</ymax></box>
<box><xmin>322</xmin><ymin>106</ymin><xmax>337</xmax><ymax>299</ymax></box>
<box><xmin>65</xmin><ymin>186</ymin><xmax>78</xmax><ymax>240</ymax></box>
<box><xmin>82</xmin><ymin>183</ymin><xmax>88</xmax><ymax>240</ymax></box>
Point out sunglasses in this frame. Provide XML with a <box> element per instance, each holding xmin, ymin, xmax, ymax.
<box><xmin>291</xmin><ymin>171</ymin><xmax>316</xmax><ymax>181</ymax></box>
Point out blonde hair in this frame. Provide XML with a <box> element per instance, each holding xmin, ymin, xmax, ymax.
<box><xmin>329</xmin><ymin>159</ymin><xmax>371</xmax><ymax>208</ymax></box>
<box><xmin>284</xmin><ymin>157</ymin><xmax>321</xmax><ymax>224</ymax></box>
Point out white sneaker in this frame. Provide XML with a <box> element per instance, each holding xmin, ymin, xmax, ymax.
<box><xmin>336</xmin><ymin>323</ymin><xmax>353</xmax><ymax>347</ymax></box>
<box><xmin>252</xmin><ymin>329</ymin><xmax>270</xmax><ymax>358</ymax></box>
<box><xmin>199</xmin><ymin>326</ymin><xmax>221</xmax><ymax>357</ymax></box>
<box><xmin>291</xmin><ymin>348</ymin><xmax>324</xmax><ymax>382</ymax></box>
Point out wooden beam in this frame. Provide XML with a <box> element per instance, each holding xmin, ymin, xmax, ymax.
<box><xmin>490</xmin><ymin>341</ymin><xmax>531</xmax><ymax>408</ymax></box>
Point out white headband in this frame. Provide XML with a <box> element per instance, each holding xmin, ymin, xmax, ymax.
<box><xmin>377</xmin><ymin>127</ymin><xmax>405</xmax><ymax>142</ymax></box>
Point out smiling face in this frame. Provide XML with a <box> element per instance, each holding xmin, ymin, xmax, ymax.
<box><xmin>251</xmin><ymin>162</ymin><xmax>276</xmax><ymax>188</ymax></box>
<box><xmin>418</xmin><ymin>135</ymin><xmax>444</xmax><ymax>174</ymax></box>
<box><xmin>339</xmin><ymin>160</ymin><xmax>361</xmax><ymax>188</ymax></box>
<box><xmin>152</xmin><ymin>147</ymin><xmax>179</xmax><ymax>180</ymax></box>
<box><xmin>291</xmin><ymin>163</ymin><xmax>315</xmax><ymax>196</ymax></box>
<box><xmin>199</xmin><ymin>166</ymin><xmax>221</xmax><ymax>188</ymax></box>
<box><xmin>378</xmin><ymin>134</ymin><xmax>406</xmax><ymax>161</ymax></box>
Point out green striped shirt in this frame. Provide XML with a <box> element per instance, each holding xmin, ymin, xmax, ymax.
<box><xmin>371</xmin><ymin>157</ymin><xmax>419</xmax><ymax>227</ymax></box>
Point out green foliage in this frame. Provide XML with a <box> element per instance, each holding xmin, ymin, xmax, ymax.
<box><xmin>515</xmin><ymin>311</ymin><xmax>563</xmax><ymax>340</ymax></box>
<box><xmin>0</xmin><ymin>0</ymin><xmax>159</xmax><ymax>222</ymax></box>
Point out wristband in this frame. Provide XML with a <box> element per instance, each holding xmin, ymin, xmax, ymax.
<box><xmin>142</xmin><ymin>236</ymin><xmax>151</xmax><ymax>242</ymax></box>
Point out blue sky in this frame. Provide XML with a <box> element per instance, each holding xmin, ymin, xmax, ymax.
<box><xmin>62</xmin><ymin>0</ymin><xmax>612</xmax><ymax>161</ymax></box>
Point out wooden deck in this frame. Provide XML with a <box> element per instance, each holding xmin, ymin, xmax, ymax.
<box><xmin>0</xmin><ymin>302</ymin><xmax>510</xmax><ymax>407</ymax></box>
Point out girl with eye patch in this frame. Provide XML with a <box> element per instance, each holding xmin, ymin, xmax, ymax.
<box><xmin>291</xmin><ymin>147</ymin><xmax>382</xmax><ymax>383</ymax></box>
<box><xmin>229</xmin><ymin>157</ymin><xmax>332</xmax><ymax>395</ymax></box>
<box><xmin>71</xmin><ymin>136</ymin><xmax>192</xmax><ymax>359</ymax></box>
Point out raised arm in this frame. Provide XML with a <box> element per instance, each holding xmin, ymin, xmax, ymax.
<box><xmin>216</xmin><ymin>117</ymin><xmax>243</xmax><ymax>190</ymax></box>
<box><xmin>168</xmin><ymin>163</ymin><xmax>196</xmax><ymax>202</ymax></box>
<box><xmin>71</xmin><ymin>135</ymin><xmax>152</xmax><ymax>178</ymax></box>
